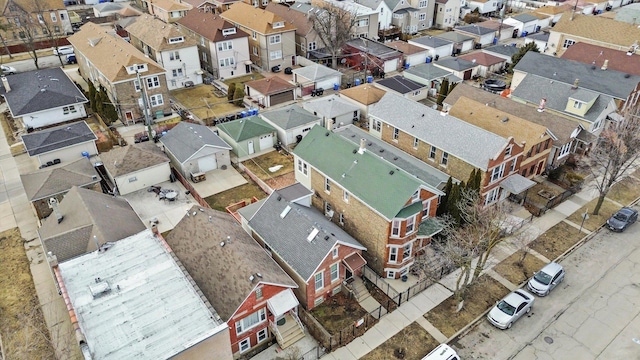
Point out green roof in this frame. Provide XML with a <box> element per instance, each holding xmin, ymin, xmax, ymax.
<box><xmin>293</xmin><ymin>125</ymin><xmax>432</xmax><ymax>220</ymax></box>
<box><xmin>418</xmin><ymin>217</ymin><xmax>443</xmax><ymax>237</ymax></box>
<box><xmin>216</xmin><ymin>115</ymin><xmax>275</xmax><ymax>142</ymax></box>
<box><xmin>396</xmin><ymin>201</ymin><xmax>423</xmax><ymax>219</ymax></box>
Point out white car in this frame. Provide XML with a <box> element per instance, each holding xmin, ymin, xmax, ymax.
<box><xmin>487</xmin><ymin>289</ymin><xmax>534</xmax><ymax>329</ymax></box>
<box><xmin>53</xmin><ymin>46</ymin><xmax>74</xmax><ymax>56</ymax></box>
<box><xmin>1</xmin><ymin>65</ymin><xmax>16</xmax><ymax>75</ymax></box>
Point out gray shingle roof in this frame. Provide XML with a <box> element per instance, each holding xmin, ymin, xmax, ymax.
<box><xmin>569</xmin><ymin>88</ymin><xmax>598</xmax><ymax>103</ymax></box>
<box><xmin>369</xmin><ymin>92</ymin><xmax>509</xmax><ymax>170</ymax></box>
<box><xmin>409</xmin><ymin>35</ymin><xmax>454</xmax><ymax>48</ymax></box>
<box><xmin>292</xmin><ymin>64</ymin><xmax>342</xmax><ymax>81</ymax></box>
<box><xmin>160</xmin><ymin>122</ymin><xmax>231</xmax><ymax>163</ymax></box>
<box><xmin>434</xmin><ymin>57</ymin><xmax>477</xmax><ymax>71</ymax></box>
<box><xmin>0</xmin><ymin>68</ymin><xmax>88</xmax><ymax>117</ymax></box>
<box><xmin>376</xmin><ymin>75</ymin><xmax>427</xmax><ymax>94</ymax></box>
<box><xmin>514</xmin><ymin>52</ymin><xmax>640</xmax><ymax>100</ymax></box>
<box><xmin>512</xmin><ymin>13</ymin><xmax>539</xmax><ymax>23</ymax></box>
<box><xmin>100</xmin><ymin>142</ymin><xmax>169</xmax><ymax>178</ymax></box>
<box><xmin>22</xmin><ymin>121</ymin><xmax>97</xmax><ymax>156</ymax></box>
<box><xmin>482</xmin><ymin>44</ymin><xmax>521</xmax><ymax>58</ymax></box>
<box><xmin>260</xmin><ymin>104</ymin><xmax>321</xmax><ymax>130</ymax></box>
<box><xmin>246</xmin><ymin>191</ymin><xmax>366</xmax><ymax>281</ymax></box>
<box><xmin>402</xmin><ymin>63</ymin><xmax>453</xmax><ymax>82</ymax></box>
<box><xmin>276</xmin><ymin>182</ymin><xmax>313</xmax><ymax>202</ymax></box>
<box><xmin>435</xmin><ymin>31</ymin><xmax>474</xmax><ymax>43</ymax></box>
<box><xmin>345</xmin><ymin>38</ymin><xmax>403</xmax><ymax>59</ymax></box>
<box><xmin>526</xmin><ymin>32</ymin><xmax>549</xmax><ymax>41</ymax></box>
<box><xmin>302</xmin><ymin>94</ymin><xmax>360</xmax><ymax>118</ymax></box>
<box><xmin>21</xmin><ymin>158</ymin><xmax>100</xmax><ymax>201</ymax></box>
<box><xmin>455</xmin><ymin>24</ymin><xmax>495</xmax><ymax>36</ymax></box>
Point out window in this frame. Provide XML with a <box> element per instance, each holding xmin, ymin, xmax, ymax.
<box><xmin>37</xmin><ymin>14</ymin><xmax>44</xmax><ymax>23</ymax></box>
<box><xmin>62</xmin><ymin>105</ymin><xmax>77</xmax><ymax>114</ymax></box>
<box><xmin>389</xmin><ymin>247</ymin><xmax>398</xmax><ymax>262</ymax></box>
<box><xmin>490</xmin><ymin>163</ymin><xmax>505</xmax><ymax>182</ymax></box>
<box><xmin>200</xmin><ymin>36</ymin><xmax>205</xmax><ymax>46</ymax></box>
<box><xmin>239</xmin><ymin>338</ymin><xmax>251</xmax><ymax>353</ymax></box>
<box><xmin>314</xmin><ymin>297</ymin><xmax>324</xmax><ymax>306</ymax></box>
<box><xmin>484</xmin><ymin>187</ymin><xmax>500</xmax><ymax>205</ymax></box>
<box><xmin>273</xmin><ymin>21</ymin><xmax>285</xmax><ymax>28</ymax></box>
<box><xmin>257</xmin><ymin>328</ymin><xmax>268</xmax><ymax>343</ymax></box>
<box><xmin>325</xmin><ymin>201</ymin><xmax>332</xmax><ymax>215</ymax></box>
<box><xmin>422</xmin><ymin>200</ymin><xmax>431</xmax><ymax>217</ymax></box>
<box><xmin>169</xmin><ymin>51</ymin><xmax>180</xmax><ymax>60</ymax></box>
<box><xmin>146</xmin><ymin>76</ymin><xmax>160</xmax><ymax>89</ymax></box>
<box><xmin>222</xmin><ymin>28</ymin><xmax>236</xmax><ymax>36</ymax></box>
<box><xmin>332</xmin><ymin>247</ymin><xmax>338</xmax><ymax>259</ymax></box>
<box><xmin>269</xmin><ymin>34</ymin><xmax>281</xmax><ymax>44</ymax></box>
<box><xmin>202</xmin><ymin>52</ymin><xmax>207</xmax><ymax>62</ymax></box>
<box><xmin>236</xmin><ymin>308</ymin><xmax>266</xmax><ymax>334</ymax></box>
<box><xmin>219</xmin><ymin>57</ymin><xmax>235</xmax><ymax>67</ymax></box>
<box><xmin>218</xmin><ymin>41</ymin><xmax>233</xmax><ymax>51</ymax></box>
<box><xmin>168</xmin><ymin>36</ymin><xmax>184</xmax><ymax>44</ymax></box>
<box><xmin>252</xmin><ymin>31</ymin><xmax>257</xmax><ymax>40</ymax></box>
<box><xmin>562</xmin><ymin>39</ymin><xmax>575</xmax><ymax>49</ymax></box>
<box><xmin>315</xmin><ymin>272</ymin><xmax>324</xmax><ymax>291</ymax></box>
<box><xmin>50</xmin><ymin>12</ymin><xmax>57</xmax><ymax>22</ymax></box>
<box><xmin>297</xmin><ymin>159</ymin><xmax>308</xmax><ymax>175</ymax></box>
<box><xmin>343</xmin><ymin>190</ymin><xmax>349</xmax><ymax>203</ymax></box>
<box><xmin>255</xmin><ymin>287</ymin><xmax>262</xmax><ymax>299</ymax></box>
<box><xmin>381</xmin><ymin>7</ymin><xmax>384</xmax><ymax>14</ymax></box>
<box><xmin>308</xmin><ymin>41</ymin><xmax>317</xmax><ymax>51</ymax></box>
<box><xmin>270</xmin><ymin>50</ymin><xmax>282</xmax><ymax>60</ymax></box>
<box><xmin>262</xmin><ymin>0</ymin><xmax>269</xmax><ymax>6</ymax></box>
<box><xmin>505</xmin><ymin>146</ymin><xmax>512</xmax><ymax>157</ymax></box>
<box><xmin>441</xmin><ymin>152</ymin><xmax>448</xmax><ymax>165</ymax></box>
<box><xmin>54</xmin><ymin>26</ymin><xmax>60</xmax><ymax>33</ymax></box>
<box><xmin>386</xmin><ymin>270</ymin><xmax>396</xmax><ymax>279</ymax></box>
<box><xmin>372</xmin><ymin>120</ymin><xmax>381</xmax><ymax>132</ymax></box>
<box><xmin>170</xmin><ymin>11</ymin><xmax>181</xmax><ymax>18</ymax></box>
<box><xmin>330</xmin><ymin>263</ymin><xmax>339</xmax><ymax>282</ymax></box>
<box><xmin>134</xmin><ymin>80</ymin><xmax>141</xmax><ymax>92</ymax></box>
<box><xmin>419</xmin><ymin>0</ymin><xmax>427</xmax><ymax>6</ymax></box>
<box><xmin>393</xmin><ymin>127</ymin><xmax>399</xmax><ymax>140</ymax></box>
<box><xmin>403</xmin><ymin>242</ymin><xmax>412</xmax><ymax>259</ymax></box>
<box><xmin>252</xmin><ymin>46</ymin><xmax>258</xmax><ymax>56</ymax></box>
<box><xmin>172</xmin><ymin>68</ymin><xmax>183</xmax><ymax>77</ymax></box>
<box><xmin>419</xmin><ymin>13</ymin><xmax>426</xmax><ymax>21</ymax></box>
<box><xmin>406</xmin><ymin>216</ymin><xmax>415</xmax><ymax>233</ymax></box>
<box><xmin>339</xmin><ymin>213</ymin><xmax>345</xmax><ymax>225</ymax></box>
<box><xmin>413</xmin><ymin>137</ymin><xmax>419</xmax><ymax>148</ymax></box>
<box><xmin>391</xmin><ymin>220</ymin><xmax>400</xmax><ymax>236</ymax></box>
<box><xmin>42</xmin><ymin>27</ymin><xmax>48</xmax><ymax>34</ymax></box>
<box><xmin>573</xmin><ymin>101</ymin><xmax>582</xmax><ymax>109</ymax></box>
<box><xmin>429</xmin><ymin>145</ymin><xmax>436</xmax><ymax>159</ymax></box>
<box><xmin>411</xmin><ymin>190</ymin><xmax>419</xmax><ymax>202</ymax></box>
<box><xmin>325</xmin><ymin>177</ymin><xmax>331</xmax><ymax>192</ymax></box>
<box><xmin>149</xmin><ymin>94</ymin><xmax>164</xmax><ymax>107</ymax></box>
<box><xmin>558</xmin><ymin>141</ymin><xmax>572</xmax><ymax>158</ymax></box>
<box><xmin>60</xmin><ymin>13</ymin><xmax>65</xmax><ymax>20</ymax></box>
<box><xmin>510</xmin><ymin>158</ymin><xmax>517</xmax><ymax>172</ymax></box>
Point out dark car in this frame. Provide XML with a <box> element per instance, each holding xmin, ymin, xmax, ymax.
<box><xmin>66</xmin><ymin>54</ymin><xmax>77</xmax><ymax>64</ymax></box>
<box><xmin>606</xmin><ymin>207</ymin><xmax>638</xmax><ymax>232</ymax></box>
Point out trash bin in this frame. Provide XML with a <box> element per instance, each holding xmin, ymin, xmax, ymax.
<box><xmin>493</xmin><ymin>37</ymin><xmax>498</xmax><ymax>45</ymax></box>
<box><xmin>367</xmin><ymin>75</ymin><xmax>373</xmax><ymax>83</ymax></box>
<box><xmin>426</xmin><ymin>56</ymin><xmax>432</xmax><ymax>63</ymax></box>
<box><xmin>333</xmin><ymin>83</ymin><xmax>339</xmax><ymax>91</ymax></box>
<box><xmin>355</xmin><ymin>78</ymin><xmax>361</xmax><ymax>86</ymax></box>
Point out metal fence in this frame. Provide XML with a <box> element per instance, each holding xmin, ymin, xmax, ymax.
<box><xmin>519</xmin><ymin>183</ymin><xmax>582</xmax><ymax>217</ymax></box>
<box><xmin>362</xmin><ymin>266</ymin><xmax>399</xmax><ymax>299</ymax></box>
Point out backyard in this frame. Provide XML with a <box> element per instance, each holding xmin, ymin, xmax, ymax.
<box><xmin>241</xmin><ymin>151</ymin><xmax>295</xmax><ymax>190</ymax></box>
<box><xmin>171</xmin><ymin>85</ymin><xmax>243</xmax><ymax>122</ymax></box>
<box><xmin>204</xmin><ymin>172</ymin><xmax>267</xmax><ymax>211</ymax></box>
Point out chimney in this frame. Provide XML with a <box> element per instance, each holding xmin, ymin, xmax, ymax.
<box><xmin>572</xmin><ymin>78</ymin><xmax>580</xmax><ymax>89</ymax></box>
<box><xmin>601</xmin><ymin>59</ymin><xmax>609</xmax><ymax>70</ymax></box>
<box><xmin>326</xmin><ymin>118</ymin><xmax>333</xmax><ymax>131</ymax></box>
<box><xmin>1</xmin><ymin>76</ymin><xmax>10</xmax><ymax>92</ymax></box>
<box><xmin>358</xmin><ymin>138</ymin><xmax>366</xmax><ymax>154</ymax></box>
<box><xmin>537</xmin><ymin>98</ymin><xmax>546</xmax><ymax>112</ymax></box>
<box><xmin>48</xmin><ymin>198</ymin><xmax>64</xmax><ymax>223</ymax></box>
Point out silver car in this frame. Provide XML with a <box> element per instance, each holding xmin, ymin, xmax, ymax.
<box><xmin>528</xmin><ymin>262</ymin><xmax>565</xmax><ymax>296</ymax></box>
<box><xmin>487</xmin><ymin>289</ymin><xmax>534</xmax><ymax>329</ymax></box>
<box><xmin>1</xmin><ymin>65</ymin><xmax>16</xmax><ymax>74</ymax></box>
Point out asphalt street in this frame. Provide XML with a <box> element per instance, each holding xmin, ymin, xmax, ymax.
<box><xmin>3</xmin><ymin>53</ymin><xmax>71</xmax><ymax>73</ymax></box>
<box><xmin>453</xmin><ymin>208</ymin><xmax>640</xmax><ymax>359</ymax></box>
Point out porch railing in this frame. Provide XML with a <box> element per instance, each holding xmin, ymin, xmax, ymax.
<box><xmin>269</xmin><ymin>320</ymin><xmax>284</xmax><ymax>344</ymax></box>
<box><xmin>291</xmin><ymin>311</ymin><xmax>304</xmax><ymax>331</ymax></box>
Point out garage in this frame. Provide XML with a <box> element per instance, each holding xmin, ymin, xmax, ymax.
<box><xmin>259</xmin><ymin>134</ymin><xmax>273</xmax><ymax>150</ymax></box>
<box><xmin>384</xmin><ymin>58</ymin><xmax>399</xmax><ymax>74</ymax></box>
<box><xmin>197</xmin><ymin>156</ymin><xmax>217</xmax><ymax>172</ymax></box>
<box><xmin>270</xmin><ymin>91</ymin><xmax>294</xmax><ymax>106</ymax></box>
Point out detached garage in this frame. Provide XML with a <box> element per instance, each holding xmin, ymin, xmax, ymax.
<box><xmin>245</xmin><ymin>76</ymin><xmax>296</xmax><ymax>108</ymax></box>
<box><xmin>99</xmin><ymin>142</ymin><xmax>170</xmax><ymax>195</ymax></box>
<box><xmin>292</xmin><ymin>64</ymin><xmax>342</xmax><ymax>97</ymax></box>
<box><xmin>217</xmin><ymin>116</ymin><xmax>277</xmax><ymax>162</ymax></box>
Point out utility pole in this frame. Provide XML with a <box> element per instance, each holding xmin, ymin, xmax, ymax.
<box><xmin>497</xmin><ymin>0</ymin><xmax>506</xmax><ymax>40</ymax></box>
<box><xmin>135</xmin><ymin>67</ymin><xmax>153</xmax><ymax>140</ymax></box>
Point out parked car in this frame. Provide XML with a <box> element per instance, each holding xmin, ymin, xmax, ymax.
<box><xmin>422</xmin><ymin>344</ymin><xmax>460</xmax><ymax>360</ymax></box>
<box><xmin>66</xmin><ymin>54</ymin><xmax>77</xmax><ymax>64</ymax></box>
<box><xmin>527</xmin><ymin>262</ymin><xmax>565</xmax><ymax>296</ymax></box>
<box><xmin>1</xmin><ymin>65</ymin><xmax>16</xmax><ymax>75</ymax></box>
<box><xmin>487</xmin><ymin>289</ymin><xmax>534</xmax><ymax>329</ymax></box>
<box><xmin>606</xmin><ymin>207</ymin><xmax>638</xmax><ymax>232</ymax></box>
<box><xmin>53</xmin><ymin>46</ymin><xmax>74</xmax><ymax>56</ymax></box>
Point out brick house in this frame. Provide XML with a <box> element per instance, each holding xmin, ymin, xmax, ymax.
<box><xmin>0</xmin><ymin>0</ymin><xmax>72</xmax><ymax>49</ymax></box>
<box><xmin>293</xmin><ymin>125</ymin><xmax>446</xmax><ymax>279</ymax></box>
<box><xmin>369</xmin><ymin>92</ymin><xmax>525</xmax><ymax>206</ymax></box>
<box><xmin>165</xmin><ymin>206</ymin><xmax>304</xmax><ymax>357</ymax></box>
<box><xmin>238</xmin><ymin>184</ymin><xmax>367</xmax><ymax>309</ymax></box>
<box><xmin>68</xmin><ymin>22</ymin><xmax>172</xmax><ymax>124</ymax></box>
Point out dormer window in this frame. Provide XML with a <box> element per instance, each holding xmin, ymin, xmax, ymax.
<box><xmin>505</xmin><ymin>145</ymin><xmax>512</xmax><ymax>157</ymax></box>
<box><xmin>573</xmin><ymin>101</ymin><xmax>583</xmax><ymax>109</ymax></box>
<box><xmin>168</xmin><ymin>36</ymin><xmax>184</xmax><ymax>44</ymax></box>
<box><xmin>273</xmin><ymin>21</ymin><xmax>285</xmax><ymax>29</ymax></box>
<box><xmin>222</xmin><ymin>28</ymin><xmax>236</xmax><ymax>36</ymax></box>
<box><xmin>126</xmin><ymin>64</ymin><xmax>148</xmax><ymax>75</ymax></box>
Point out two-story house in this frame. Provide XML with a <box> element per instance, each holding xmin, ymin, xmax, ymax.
<box><xmin>176</xmin><ymin>10</ymin><xmax>251</xmax><ymax>80</ymax></box>
<box><xmin>383</xmin><ymin>0</ymin><xmax>434</xmax><ymax>35</ymax></box>
<box><xmin>0</xmin><ymin>0</ymin><xmax>73</xmax><ymax>49</ymax></box>
<box><xmin>138</xmin><ymin>0</ymin><xmax>192</xmax><ymax>22</ymax></box>
<box><xmin>355</xmin><ymin>0</ymin><xmax>394</xmax><ymax>39</ymax></box>
<box><xmin>369</xmin><ymin>92</ymin><xmax>525</xmax><ymax>206</ymax></box>
<box><xmin>221</xmin><ymin>2</ymin><xmax>297</xmax><ymax>71</ymax></box>
<box><xmin>434</xmin><ymin>0</ymin><xmax>461</xmax><ymax>30</ymax></box>
<box><xmin>266</xmin><ymin>3</ymin><xmax>324</xmax><ymax>60</ymax></box>
<box><xmin>293</xmin><ymin>125</ymin><xmax>446</xmax><ymax>278</ymax></box>
<box><xmin>126</xmin><ymin>14</ymin><xmax>202</xmax><ymax>90</ymax></box>
<box><xmin>68</xmin><ymin>22</ymin><xmax>172</xmax><ymax>124</ymax></box>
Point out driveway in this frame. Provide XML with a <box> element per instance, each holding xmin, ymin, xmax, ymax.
<box><xmin>452</xmin><ymin>212</ymin><xmax>640</xmax><ymax>359</ymax></box>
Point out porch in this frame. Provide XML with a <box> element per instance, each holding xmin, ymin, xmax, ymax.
<box><xmin>268</xmin><ymin>289</ymin><xmax>305</xmax><ymax>350</ymax></box>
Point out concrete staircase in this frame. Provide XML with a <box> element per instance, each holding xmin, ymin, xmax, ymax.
<box><xmin>351</xmin><ymin>276</ymin><xmax>371</xmax><ymax>302</ymax></box>
<box><xmin>271</xmin><ymin>313</ymin><xmax>305</xmax><ymax>350</ymax></box>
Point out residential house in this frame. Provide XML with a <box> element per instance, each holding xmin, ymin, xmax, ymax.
<box><xmin>444</xmin><ymin>83</ymin><xmax>594</xmax><ymax>169</ymax></box>
<box><xmin>503</xmin><ymin>13</ymin><xmax>540</xmax><ymax>37</ymax></box>
<box><xmin>245</xmin><ymin>76</ymin><xmax>297</xmax><ymax>108</ymax></box>
<box><xmin>93</xmin><ymin>2</ymin><xmax>127</xmax><ymax>17</ymax></box>
<box><xmin>386</xmin><ymin>40</ymin><xmax>430</xmax><ymax>68</ymax></box>
<box><xmin>604</xmin><ymin>2</ymin><xmax>640</xmax><ymax>23</ymax></box>
<box><xmin>339</xmin><ymin>83</ymin><xmax>386</xmax><ymax>118</ymax></box>
<box><xmin>353</xmin><ymin>0</ymin><xmax>393</xmax><ymax>39</ymax></box>
<box><xmin>547</xmin><ymin>13</ymin><xmax>640</xmax><ymax>57</ymax></box>
<box><xmin>126</xmin><ymin>14</ymin><xmax>202</xmax><ymax>90</ymax></box>
<box><xmin>38</xmin><ymin>186</ymin><xmax>146</xmax><ymax>262</ymax></box>
<box><xmin>475</xmin><ymin>19</ymin><xmax>514</xmax><ymax>42</ymax></box>
<box><xmin>293</xmin><ymin>125</ymin><xmax>445</xmax><ymax>278</ymax></box>
<box><xmin>0</xmin><ymin>68</ymin><xmax>88</xmax><ymax>130</ymax></box>
<box><xmin>160</xmin><ymin>122</ymin><xmax>232</xmax><ymax>178</ymax></box>
<box><xmin>383</xmin><ymin>0</ymin><xmax>436</xmax><ymax>35</ymax></box>
<box><xmin>408</xmin><ymin>35</ymin><xmax>454</xmax><ymax>60</ymax></box>
<box><xmin>221</xmin><ymin>2</ymin><xmax>297</xmax><ymax>71</ymax></box>
<box><xmin>343</xmin><ymin>38</ymin><xmax>403</xmax><ymax>75</ymax></box>
<box><xmin>302</xmin><ymin>94</ymin><xmax>361</xmax><ymax>129</ymax></box>
<box><xmin>175</xmin><ymin>10</ymin><xmax>251</xmax><ymax>81</ymax></box>
<box><xmin>432</xmin><ymin>57</ymin><xmax>478</xmax><ymax>80</ymax></box>
<box><xmin>165</xmin><ymin>206</ymin><xmax>303</xmax><ymax>355</ymax></box>
<box><xmin>21</xmin><ymin>158</ymin><xmax>101</xmax><ymax>220</ymax></box>
<box><xmin>369</xmin><ymin>92</ymin><xmax>525</xmax><ymax>206</ymax></box>
<box><xmin>533</xmin><ymin>5</ymin><xmax>571</xmax><ymax>26</ymax></box>
<box><xmin>0</xmin><ymin>0</ymin><xmax>73</xmax><ymax>48</ymax></box>
<box><xmin>99</xmin><ymin>142</ymin><xmax>171</xmax><ymax>195</ymax></box>
<box><xmin>560</xmin><ymin>42</ymin><xmax>640</xmax><ymax>76</ymax></box>
<box><xmin>434</xmin><ymin>0</ymin><xmax>462</xmax><ymax>30</ymax></box>
<box><xmin>466</xmin><ymin>0</ymin><xmax>499</xmax><ymax>15</ymax></box>
<box><xmin>22</xmin><ymin>121</ymin><xmax>97</xmax><ymax>167</ymax></box>
<box><xmin>68</xmin><ymin>23</ymin><xmax>172</xmax><ymax>124</ymax></box>
<box><xmin>403</xmin><ymin>62</ymin><xmax>459</xmax><ymax>95</ymax></box>
<box><xmin>56</xmin><ymin>229</ymin><xmax>233</xmax><ymax>359</ymax></box>
<box><xmin>238</xmin><ymin>185</ymin><xmax>368</xmax><ymax>309</ymax></box>
<box><xmin>375</xmin><ymin>75</ymin><xmax>429</xmax><ymax>101</ymax></box>
<box><xmin>481</xmin><ymin>44</ymin><xmax>520</xmax><ymax>63</ymax></box>
<box><xmin>457</xmin><ymin>51</ymin><xmax>506</xmax><ymax>77</ymax></box>
<box><xmin>454</xmin><ymin>24</ymin><xmax>496</xmax><ymax>47</ymax></box>
<box><xmin>144</xmin><ymin>0</ymin><xmax>192</xmax><ymax>22</ymax></box>
<box><xmin>291</xmin><ymin>64</ymin><xmax>342</xmax><ymax>97</ymax></box>
<box><xmin>217</xmin><ymin>115</ymin><xmax>277</xmax><ymax>161</ymax></box>
<box><xmin>523</xmin><ymin>32</ymin><xmax>549</xmax><ymax>52</ymax></box>
<box><xmin>259</xmin><ymin>104</ymin><xmax>322</xmax><ymax>147</ymax></box>
<box><xmin>435</xmin><ymin>31</ymin><xmax>475</xmax><ymax>55</ymax></box>
<box><xmin>265</xmin><ymin>3</ymin><xmax>323</xmax><ymax>60</ymax></box>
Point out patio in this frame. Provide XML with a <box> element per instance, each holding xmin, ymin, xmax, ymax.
<box><xmin>188</xmin><ymin>166</ymin><xmax>248</xmax><ymax>198</ymax></box>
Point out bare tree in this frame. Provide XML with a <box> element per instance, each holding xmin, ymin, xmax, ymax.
<box><xmin>310</xmin><ymin>1</ymin><xmax>357</xmax><ymax>69</ymax></box>
<box><xmin>590</xmin><ymin>104</ymin><xmax>640</xmax><ymax>215</ymax></box>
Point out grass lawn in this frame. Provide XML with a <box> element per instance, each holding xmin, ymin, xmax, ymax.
<box><xmin>310</xmin><ymin>292</ymin><xmax>368</xmax><ymax>335</ymax></box>
<box><xmin>528</xmin><ymin>221</ymin><xmax>584</xmax><ymax>261</ymax></box>
<box><xmin>0</xmin><ymin>228</ymin><xmax>56</xmax><ymax>359</ymax></box>
<box><xmin>566</xmin><ymin>198</ymin><xmax>620</xmax><ymax>232</ymax></box>
<box><xmin>607</xmin><ymin>176</ymin><xmax>640</xmax><ymax>205</ymax></box>
<box><xmin>204</xmin><ymin>173</ymin><xmax>267</xmax><ymax>211</ymax></box>
<box><xmin>424</xmin><ymin>275</ymin><xmax>509</xmax><ymax>338</ymax></box>
<box><xmin>361</xmin><ymin>322</ymin><xmax>440</xmax><ymax>360</ymax></box>
<box><xmin>241</xmin><ymin>151</ymin><xmax>294</xmax><ymax>181</ymax></box>
<box><xmin>171</xmin><ymin>85</ymin><xmax>243</xmax><ymax>120</ymax></box>
<box><xmin>492</xmin><ymin>250</ymin><xmax>547</xmax><ymax>286</ymax></box>
<box><xmin>223</xmin><ymin>73</ymin><xmax>264</xmax><ymax>87</ymax></box>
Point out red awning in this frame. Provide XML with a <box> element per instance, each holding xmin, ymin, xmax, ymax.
<box><xmin>343</xmin><ymin>252</ymin><xmax>367</xmax><ymax>272</ymax></box>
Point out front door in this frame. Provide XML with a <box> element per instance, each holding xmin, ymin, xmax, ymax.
<box><xmin>248</xmin><ymin>140</ymin><xmax>255</xmax><ymax>155</ymax></box>
<box><xmin>536</xmin><ymin>160</ymin><xmax>545</xmax><ymax>175</ymax></box>
<box><xmin>345</xmin><ymin>267</ymin><xmax>353</xmax><ymax>280</ymax></box>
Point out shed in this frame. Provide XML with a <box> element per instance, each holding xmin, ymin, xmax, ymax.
<box><xmin>435</xmin><ymin>31</ymin><xmax>475</xmax><ymax>54</ymax></box>
<box><xmin>260</xmin><ymin>104</ymin><xmax>321</xmax><ymax>147</ymax></box>
<box><xmin>407</xmin><ymin>35</ymin><xmax>454</xmax><ymax>60</ymax></box>
<box><xmin>292</xmin><ymin>64</ymin><xmax>342</xmax><ymax>97</ymax></box>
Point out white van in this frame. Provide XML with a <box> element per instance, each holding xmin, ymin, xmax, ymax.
<box><xmin>422</xmin><ymin>344</ymin><xmax>460</xmax><ymax>360</ymax></box>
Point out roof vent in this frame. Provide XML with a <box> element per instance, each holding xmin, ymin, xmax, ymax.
<box><xmin>249</xmin><ymin>275</ymin><xmax>255</xmax><ymax>282</ymax></box>
<box><xmin>501</xmin><ymin>117</ymin><xmax>509</xmax><ymax>122</ymax></box>
<box><xmin>324</xmin><ymin>235</ymin><xmax>330</xmax><ymax>240</ymax></box>
<box><xmin>572</xmin><ymin>78</ymin><xmax>579</xmax><ymax>89</ymax></box>
<box><xmin>307</xmin><ymin>227</ymin><xmax>320</xmax><ymax>242</ymax></box>
<box><xmin>256</xmin><ymin>273</ymin><xmax>263</xmax><ymax>278</ymax></box>
<box><xmin>325</xmin><ymin>132</ymin><xmax>330</xmax><ymax>136</ymax></box>
<box><xmin>625</xmin><ymin>73</ymin><xmax>631</xmax><ymax>78</ymax></box>
<box><xmin>389</xmin><ymin>170</ymin><xmax>394</xmax><ymax>175</ymax></box>
<box><xmin>379</xmin><ymin>149</ymin><xmax>384</xmax><ymax>153</ymax></box>
<box><xmin>601</xmin><ymin>59</ymin><xmax>609</xmax><ymax>70</ymax></box>
<box><xmin>280</xmin><ymin>205</ymin><xmax>291</xmax><ymax>219</ymax></box>
<box><xmin>352</xmin><ymin>149</ymin><xmax>357</xmax><ymax>154</ymax></box>
<box><xmin>89</xmin><ymin>280</ymin><xmax>111</xmax><ymax>299</ymax></box>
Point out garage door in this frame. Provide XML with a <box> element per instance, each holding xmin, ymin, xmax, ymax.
<box><xmin>270</xmin><ymin>90</ymin><xmax>294</xmax><ymax>106</ymax></box>
<box><xmin>259</xmin><ymin>134</ymin><xmax>273</xmax><ymax>150</ymax></box>
<box><xmin>384</xmin><ymin>59</ymin><xmax>398</xmax><ymax>74</ymax></box>
<box><xmin>197</xmin><ymin>156</ymin><xmax>217</xmax><ymax>172</ymax></box>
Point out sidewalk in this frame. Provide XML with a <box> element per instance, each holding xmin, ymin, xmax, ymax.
<box><xmin>320</xmin><ymin>181</ymin><xmax>602</xmax><ymax>360</ymax></box>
